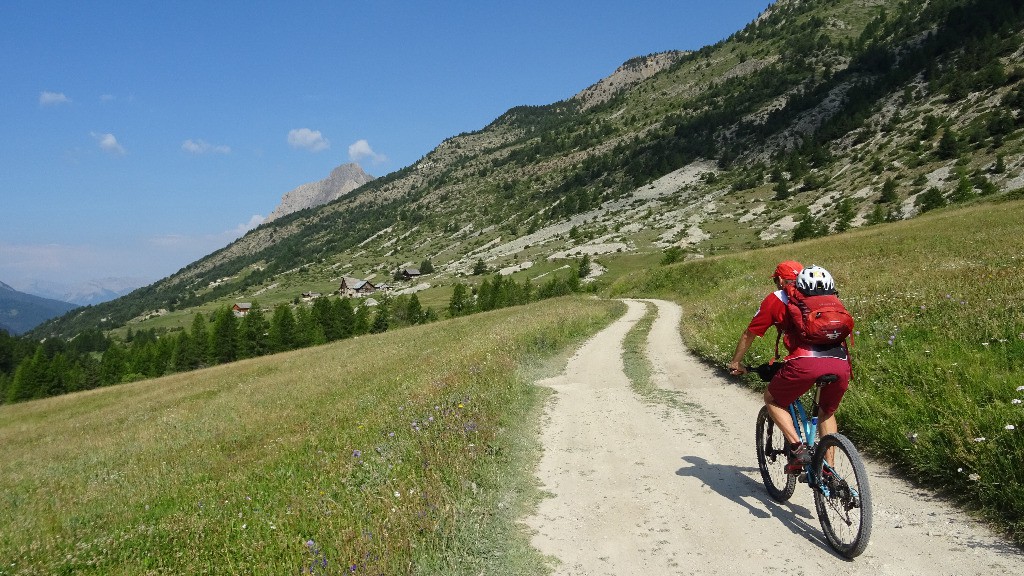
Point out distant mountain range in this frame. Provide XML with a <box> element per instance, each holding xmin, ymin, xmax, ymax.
<box><xmin>11</xmin><ymin>277</ymin><xmax>148</xmax><ymax>307</ymax></box>
<box><xmin>0</xmin><ymin>281</ymin><xmax>78</xmax><ymax>335</ymax></box>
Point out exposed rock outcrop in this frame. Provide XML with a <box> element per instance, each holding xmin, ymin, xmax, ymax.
<box><xmin>265</xmin><ymin>163</ymin><xmax>374</xmax><ymax>222</ymax></box>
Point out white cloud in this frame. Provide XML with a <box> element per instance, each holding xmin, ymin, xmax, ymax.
<box><xmin>91</xmin><ymin>132</ymin><xmax>126</xmax><ymax>155</ymax></box>
<box><xmin>39</xmin><ymin>91</ymin><xmax>71</xmax><ymax>106</ymax></box>
<box><xmin>287</xmin><ymin>128</ymin><xmax>330</xmax><ymax>152</ymax></box>
<box><xmin>230</xmin><ymin>215</ymin><xmax>266</xmax><ymax>237</ymax></box>
<box><xmin>182</xmin><ymin>139</ymin><xmax>231</xmax><ymax>155</ymax></box>
<box><xmin>348</xmin><ymin>139</ymin><xmax>388</xmax><ymax>164</ymax></box>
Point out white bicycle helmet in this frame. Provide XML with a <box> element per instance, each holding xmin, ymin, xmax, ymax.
<box><xmin>796</xmin><ymin>265</ymin><xmax>835</xmax><ymax>294</ymax></box>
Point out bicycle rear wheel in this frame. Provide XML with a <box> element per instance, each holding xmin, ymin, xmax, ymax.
<box><xmin>755</xmin><ymin>406</ymin><xmax>796</xmax><ymax>502</ymax></box>
<box><xmin>812</xmin><ymin>433</ymin><xmax>873</xmax><ymax>558</ymax></box>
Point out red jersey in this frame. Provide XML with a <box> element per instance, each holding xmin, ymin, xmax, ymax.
<box><xmin>747</xmin><ymin>290</ymin><xmax>847</xmax><ymax>361</ymax></box>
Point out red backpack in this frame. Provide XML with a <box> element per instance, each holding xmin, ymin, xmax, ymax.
<box><xmin>783</xmin><ymin>283</ymin><xmax>854</xmax><ymax>347</ymax></box>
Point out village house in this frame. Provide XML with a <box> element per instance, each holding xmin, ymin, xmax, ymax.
<box><xmin>232</xmin><ymin>303</ymin><xmax>252</xmax><ymax>317</ymax></box>
<box><xmin>338</xmin><ymin>277</ymin><xmax>376</xmax><ymax>297</ymax></box>
<box><xmin>400</xmin><ymin>268</ymin><xmax>421</xmax><ymax>281</ymax></box>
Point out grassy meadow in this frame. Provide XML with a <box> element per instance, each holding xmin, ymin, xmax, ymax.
<box><xmin>0</xmin><ymin>297</ymin><xmax>623</xmax><ymax>575</ymax></box>
<box><xmin>609</xmin><ymin>199</ymin><xmax>1024</xmax><ymax>544</ymax></box>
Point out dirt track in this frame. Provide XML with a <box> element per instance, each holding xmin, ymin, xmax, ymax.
<box><xmin>523</xmin><ymin>299</ymin><xmax>1024</xmax><ymax>575</ymax></box>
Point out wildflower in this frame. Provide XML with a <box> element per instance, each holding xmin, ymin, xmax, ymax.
<box><xmin>352</xmin><ymin>450</ymin><xmax>362</xmax><ymax>458</ymax></box>
<box><xmin>1007</xmin><ymin>425</ymin><xmax>1017</xmax><ymax>431</ymax></box>
<box><xmin>394</xmin><ymin>491</ymin><xmax>401</xmax><ymax>499</ymax></box>
<box><xmin>1017</xmin><ymin>386</ymin><xmax>1024</xmax><ymax>392</ymax></box>
<box><xmin>1012</xmin><ymin>399</ymin><xmax>1022</xmax><ymax>405</ymax></box>
<box><xmin>974</xmin><ymin>437</ymin><xmax>986</xmax><ymax>442</ymax></box>
<box><xmin>307</xmin><ymin>540</ymin><xmax>316</xmax><ymax>548</ymax></box>
<box><xmin>969</xmin><ymin>473</ymin><xmax>981</xmax><ymax>481</ymax></box>
<box><xmin>958</xmin><ymin>467</ymin><xmax>964</xmax><ymax>473</ymax></box>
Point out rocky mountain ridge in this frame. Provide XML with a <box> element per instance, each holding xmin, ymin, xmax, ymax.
<box><xmin>264</xmin><ymin>163</ymin><xmax>374</xmax><ymax>222</ymax></box>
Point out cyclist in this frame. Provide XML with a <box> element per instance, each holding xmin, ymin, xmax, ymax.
<box><xmin>728</xmin><ymin>263</ymin><xmax>852</xmax><ymax>473</ymax></box>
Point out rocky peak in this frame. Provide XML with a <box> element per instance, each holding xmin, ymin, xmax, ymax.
<box><xmin>266</xmin><ymin>163</ymin><xmax>375</xmax><ymax>222</ymax></box>
<box><xmin>572</xmin><ymin>51</ymin><xmax>688</xmax><ymax>110</ymax></box>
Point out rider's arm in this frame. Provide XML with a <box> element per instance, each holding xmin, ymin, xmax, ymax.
<box><xmin>729</xmin><ymin>329</ymin><xmax>757</xmax><ymax>374</ymax></box>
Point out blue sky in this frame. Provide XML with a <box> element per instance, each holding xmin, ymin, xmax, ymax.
<box><xmin>0</xmin><ymin>1</ymin><xmax>772</xmax><ymax>291</ymax></box>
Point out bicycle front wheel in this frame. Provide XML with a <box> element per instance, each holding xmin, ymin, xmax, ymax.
<box><xmin>755</xmin><ymin>406</ymin><xmax>796</xmax><ymax>502</ymax></box>
<box><xmin>812</xmin><ymin>433</ymin><xmax>873</xmax><ymax>558</ymax></box>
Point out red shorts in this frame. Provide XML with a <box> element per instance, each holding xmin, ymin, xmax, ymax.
<box><xmin>768</xmin><ymin>356</ymin><xmax>850</xmax><ymax>416</ymax></box>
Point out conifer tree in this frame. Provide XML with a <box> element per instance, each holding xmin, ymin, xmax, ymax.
<box><xmin>210</xmin><ymin>307</ymin><xmax>239</xmax><ymax>364</ymax></box>
<box><xmin>269</xmin><ymin>304</ymin><xmax>297</xmax><ymax>352</ymax></box>
<box><xmin>406</xmin><ymin>294</ymin><xmax>423</xmax><ymax>325</ymax></box>
<box><xmin>334</xmin><ymin>298</ymin><xmax>356</xmax><ymax>339</ymax></box>
<box><xmin>239</xmin><ymin>302</ymin><xmax>270</xmax><ymax>358</ymax></box>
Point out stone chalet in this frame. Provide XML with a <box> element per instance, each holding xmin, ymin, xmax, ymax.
<box><xmin>338</xmin><ymin>277</ymin><xmax>376</xmax><ymax>297</ymax></box>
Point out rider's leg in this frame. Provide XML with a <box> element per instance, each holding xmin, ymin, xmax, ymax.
<box><xmin>765</xmin><ymin>389</ymin><xmax>800</xmax><ymax>445</ymax></box>
<box><xmin>818</xmin><ymin>410</ymin><xmax>838</xmax><ymax>466</ymax></box>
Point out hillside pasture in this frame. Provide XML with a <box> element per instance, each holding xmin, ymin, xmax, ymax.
<box><xmin>609</xmin><ymin>199</ymin><xmax>1024</xmax><ymax>544</ymax></box>
<box><xmin>0</xmin><ymin>297</ymin><xmax>622</xmax><ymax>575</ymax></box>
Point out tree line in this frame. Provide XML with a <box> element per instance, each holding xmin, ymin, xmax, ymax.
<box><xmin>0</xmin><ymin>296</ymin><xmax>424</xmax><ymax>405</ymax></box>
<box><xmin>1</xmin><ymin>264</ymin><xmax>592</xmax><ymax>405</ymax></box>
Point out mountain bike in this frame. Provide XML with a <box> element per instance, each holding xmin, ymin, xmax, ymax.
<box><xmin>753</xmin><ymin>368</ymin><xmax>873</xmax><ymax>558</ymax></box>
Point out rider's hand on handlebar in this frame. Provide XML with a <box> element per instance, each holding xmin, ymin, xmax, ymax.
<box><xmin>728</xmin><ymin>361</ymin><xmax>747</xmax><ymax>376</ymax></box>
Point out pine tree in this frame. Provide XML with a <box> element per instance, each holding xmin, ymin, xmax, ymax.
<box><xmin>312</xmin><ymin>297</ymin><xmax>340</xmax><ymax>341</ymax></box>
<box><xmin>189</xmin><ymin>313</ymin><xmax>211</xmax><ymax>367</ymax></box>
<box><xmin>370</xmin><ymin>300</ymin><xmax>390</xmax><ymax>334</ymax></box>
<box><xmin>578</xmin><ymin>254</ymin><xmax>591</xmax><ymax>278</ymax></box>
<box><xmin>406</xmin><ymin>294</ymin><xmax>423</xmax><ymax>325</ymax></box>
<box><xmin>239</xmin><ymin>302</ymin><xmax>270</xmax><ymax>358</ymax></box>
<box><xmin>835</xmin><ymin>197</ymin><xmax>855</xmax><ymax>232</ymax></box>
<box><xmin>334</xmin><ymin>298</ymin><xmax>356</xmax><ymax>339</ymax></box>
<box><xmin>354</xmin><ymin>304</ymin><xmax>371</xmax><ymax>335</ymax></box>
<box><xmin>449</xmin><ymin>284</ymin><xmax>469</xmax><ymax>318</ymax></box>
<box><xmin>877</xmin><ymin>178</ymin><xmax>898</xmax><ymax>203</ymax></box>
<box><xmin>210</xmin><ymin>307</ymin><xmax>239</xmax><ymax>364</ymax></box>
<box><xmin>917</xmin><ymin>187</ymin><xmax>946</xmax><ymax>213</ymax></box>
<box><xmin>269</xmin><ymin>304</ymin><xmax>296</xmax><ymax>352</ymax></box>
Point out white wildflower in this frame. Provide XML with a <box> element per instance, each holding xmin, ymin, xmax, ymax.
<box><xmin>1017</xmin><ymin>386</ymin><xmax>1024</xmax><ymax>392</ymax></box>
<box><xmin>1006</xmin><ymin>425</ymin><xmax>1016</xmax><ymax>431</ymax></box>
<box><xmin>969</xmin><ymin>473</ymin><xmax>981</xmax><ymax>481</ymax></box>
<box><xmin>1012</xmin><ymin>399</ymin><xmax>1022</xmax><ymax>405</ymax></box>
<box><xmin>974</xmin><ymin>437</ymin><xmax>986</xmax><ymax>442</ymax></box>
<box><xmin>394</xmin><ymin>491</ymin><xmax>401</xmax><ymax>499</ymax></box>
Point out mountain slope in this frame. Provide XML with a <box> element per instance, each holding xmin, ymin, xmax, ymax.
<box><xmin>0</xmin><ymin>281</ymin><xmax>78</xmax><ymax>335</ymax></box>
<box><xmin>32</xmin><ymin>0</ymin><xmax>1024</xmax><ymax>338</ymax></box>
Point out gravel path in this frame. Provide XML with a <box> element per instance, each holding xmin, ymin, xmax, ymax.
<box><xmin>523</xmin><ymin>299</ymin><xmax>1024</xmax><ymax>575</ymax></box>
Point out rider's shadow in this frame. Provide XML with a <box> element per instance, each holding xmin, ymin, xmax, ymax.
<box><xmin>676</xmin><ymin>455</ymin><xmax>833</xmax><ymax>553</ymax></box>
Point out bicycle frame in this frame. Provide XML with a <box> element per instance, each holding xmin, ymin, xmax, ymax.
<box><xmin>788</xmin><ymin>381</ymin><xmax>852</xmax><ymax>499</ymax></box>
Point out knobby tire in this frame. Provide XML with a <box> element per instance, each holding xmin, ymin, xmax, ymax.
<box><xmin>812</xmin><ymin>433</ymin><xmax>873</xmax><ymax>558</ymax></box>
<box><xmin>755</xmin><ymin>406</ymin><xmax>796</xmax><ymax>502</ymax></box>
